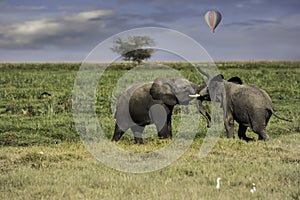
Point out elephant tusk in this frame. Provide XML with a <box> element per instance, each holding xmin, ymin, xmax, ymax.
<box><xmin>189</xmin><ymin>94</ymin><xmax>201</xmax><ymax>98</ymax></box>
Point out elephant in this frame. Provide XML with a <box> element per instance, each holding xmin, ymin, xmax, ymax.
<box><xmin>111</xmin><ymin>78</ymin><xmax>211</xmax><ymax>144</ymax></box>
<box><xmin>198</xmin><ymin>73</ymin><xmax>292</xmax><ymax>141</ymax></box>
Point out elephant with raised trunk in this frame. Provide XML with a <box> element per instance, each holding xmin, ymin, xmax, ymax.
<box><xmin>197</xmin><ymin>72</ymin><xmax>292</xmax><ymax>141</ymax></box>
<box><xmin>111</xmin><ymin>77</ymin><xmax>211</xmax><ymax>144</ymax></box>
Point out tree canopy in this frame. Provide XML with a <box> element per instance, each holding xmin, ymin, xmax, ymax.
<box><xmin>111</xmin><ymin>36</ymin><xmax>155</xmax><ymax>64</ymax></box>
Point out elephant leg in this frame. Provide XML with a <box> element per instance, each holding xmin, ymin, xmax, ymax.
<box><xmin>150</xmin><ymin>105</ymin><xmax>172</xmax><ymax>139</ymax></box>
<box><xmin>157</xmin><ymin>114</ymin><xmax>172</xmax><ymax>139</ymax></box>
<box><xmin>131</xmin><ymin>126</ymin><xmax>145</xmax><ymax>144</ymax></box>
<box><xmin>224</xmin><ymin>117</ymin><xmax>235</xmax><ymax>138</ymax></box>
<box><xmin>255</xmin><ymin>128</ymin><xmax>270</xmax><ymax>141</ymax></box>
<box><xmin>166</xmin><ymin>108</ymin><xmax>173</xmax><ymax>138</ymax></box>
<box><xmin>251</xmin><ymin>112</ymin><xmax>271</xmax><ymax>141</ymax></box>
<box><xmin>167</xmin><ymin>115</ymin><xmax>172</xmax><ymax>137</ymax></box>
<box><xmin>111</xmin><ymin>123</ymin><xmax>126</xmax><ymax>142</ymax></box>
<box><xmin>252</xmin><ymin>122</ymin><xmax>270</xmax><ymax>141</ymax></box>
<box><xmin>238</xmin><ymin>124</ymin><xmax>253</xmax><ymax>142</ymax></box>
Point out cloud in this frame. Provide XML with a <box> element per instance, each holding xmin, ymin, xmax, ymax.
<box><xmin>13</xmin><ymin>5</ymin><xmax>47</xmax><ymax>11</ymax></box>
<box><xmin>0</xmin><ymin>8</ymin><xmax>168</xmax><ymax>51</ymax></box>
<box><xmin>65</xmin><ymin>10</ymin><xmax>113</xmax><ymax>22</ymax></box>
<box><xmin>224</xmin><ymin>18</ymin><xmax>280</xmax><ymax>28</ymax></box>
<box><xmin>0</xmin><ymin>2</ymin><xmax>47</xmax><ymax>11</ymax></box>
<box><xmin>0</xmin><ymin>9</ymin><xmax>115</xmax><ymax>49</ymax></box>
<box><xmin>1</xmin><ymin>0</ymin><xmax>299</xmax><ymax>61</ymax></box>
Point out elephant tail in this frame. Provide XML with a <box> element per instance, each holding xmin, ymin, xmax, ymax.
<box><xmin>271</xmin><ymin>109</ymin><xmax>293</xmax><ymax>122</ymax></box>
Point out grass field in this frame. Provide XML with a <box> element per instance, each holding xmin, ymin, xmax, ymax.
<box><xmin>0</xmin><ymin>61</ymin><xmax>299</xmax><ymax>199</ymax></box>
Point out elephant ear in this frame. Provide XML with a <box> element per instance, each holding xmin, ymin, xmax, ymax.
<box><xmin>208</xmin><ymin>74</ymin><xmax>225</xmax><ymax>105</ymax></box>
<box><xmin>227</xmin><ymin>76</ymin><xmax>243</xmax><ymax>84</ymax></box>
<box><xmin>208</xmin><ymin>74</ymin><xmax>223</xmax><ymax>93</ymax></box>
<box><xmin>210</xmin><ymin>74</ymin><xmax>224</xmax><ymax>83</ymax></box>
<box><xmin>150</xmin><ymin>79</ymin><xmax>177</xmax><ymax>106</ymax></box>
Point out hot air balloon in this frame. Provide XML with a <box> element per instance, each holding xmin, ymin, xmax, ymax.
<box><xmin>204</xmin><ymin>10</ymin><xmax>222</xmax><ymax>33</ymax></box>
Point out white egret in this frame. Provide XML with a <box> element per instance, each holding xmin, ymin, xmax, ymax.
<box><xmin>250</xmin><ymin>183</ymin><xmax>256</xmax><ymax>193</ymax></box>
<box><xmin>216</xmin><ymin>177</ymin><xmax>221</xmax><ymax>189</ymax></box>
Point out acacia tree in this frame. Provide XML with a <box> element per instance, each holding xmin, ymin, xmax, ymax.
<box><xmin>111</xmin><ymin>36</ymin><xmax>155</xmax><ymax>64</ymax></box>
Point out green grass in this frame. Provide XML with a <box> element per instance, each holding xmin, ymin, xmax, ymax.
<box><xmin>0</xmin><ymin>61</ymin><xmax>300</xmax><ymax>199</ymax></box>
<box><xmin>0</xmin><ymin>137</ymin><xmax>299</xmax><ymax>199</ymax></box>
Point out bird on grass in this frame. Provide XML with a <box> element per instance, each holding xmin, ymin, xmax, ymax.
<box><xmin>39</xmin><ymin>92</ymin><xmax>52</xmax><ymax>99</ymax></box>
<box><xmin>250</xmin><ymin>183</ymin><xmax>256</xmax><ymax>193</ymax></box>
<box><xmin>216</xmin><ymin>177</ymin><xmax>221</xmax><ymax>189</ymax></box>
<box><xmin>22</xmin><ymin>108</ymin><xmax>30</xmax><ymax>116</ymax></box>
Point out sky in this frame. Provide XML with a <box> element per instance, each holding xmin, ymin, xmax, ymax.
<box><xmin>0</xmin><ymin>0</ymin><xmax>300</xmax><ymax>62</ymax></box>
